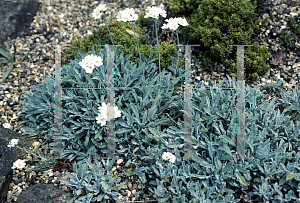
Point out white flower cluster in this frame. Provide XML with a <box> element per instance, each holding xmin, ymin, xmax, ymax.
<box><xmin>7</xmin><ymin>138</ymin><xmax>19</xmax><ymax>148</ymax></box>
<box><xmin>11</xmin><ymin>159</ymin><xmax>26</xmax><ymax>170</ymax></box>
<box><xmin>7</xmin><ymin>139</ymin><xmax>27</xmax><ymax>169</ymax></box>
<box><xmin>7</xmin><ymin>139</ymin><xmax>42</xmax><ymax>169</ymax></box>
<box><xmin>144</xmin><ymin>6</ymin><xmax>167</xmax><ymax>19</ymax></box>
<box><xmin>117</xmin><ymin>8</ymin><xmax>139</xmax><ymax>22</ymax></box>
<box><xmin>162</xmin><ymin>152</ymin><xmax>176</xmax><ymax>163</ymax></box>
<box><xmin>78</xmin><ymin>54</ymin><xmax>103</xmax><ymax>74</ymax></box>
<box><xmin>96</xmin><ymin>103</ymin><xmax>122</xmax><ymax>126</ymax></box>
<box><xmin>92</xmin><ymin>4</ymin><xmax>107</xmax><ymax>19</ymax></box>
<box><xmin>161</xmin><ymin>17</ymin><xmax>189</xmax><ymax>31</ymax></box>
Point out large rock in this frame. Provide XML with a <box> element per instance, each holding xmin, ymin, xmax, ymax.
<box><xmin>16</xmin><ymin>183</ymin><xmax>74</xmax><ymax>203</ymax></box>
<box><xmin>0</xmin><ymin>125</ymin><xmax>39</xmax><ymax>203</ymax></box>
<box><xmin>0</xmin><ymin>0</ymin><xmax>40</xmax><ymax>50</ymax></box>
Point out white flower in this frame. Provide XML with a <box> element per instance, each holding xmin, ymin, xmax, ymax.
<box><xmin>167</xmin><ymin>22</ymin><xmax>179</xmax><ymax>31</ymax></box>
<box><xmin>162</xmin><ymin>152</ymin><xmax>176</xmax><ymax>163</ymax></box>
<box><xmin>145</xmin><ymin>6</ymin><xmax>167</xmax><ymax>19</ymax></box>
<box><xmin>117</xmin><ymin>8</ymin><xmax>138</xmax><ymax>22</ymax></box>
<box><xmin>169</xmin><ymin>154</ymin><xmax>176</xmax><ymax>163</ymax></box>
<box><xmin>176</xmin><ymin>17</ymin><xmax>189</xmax><ymax>26</ymax></box>
<box><xmin>92</xmin><ymin>8</ymin><xmax>103</xmax><ymax>20</ymax></box>
<box><xmin>84</xmin><ymin>61</ymin><xmax>95</xmax><ymax>74</ymax></box>
<box><xmin>99</xmin><ymin>103</ymin><xmax>121</xmax><ymax>120</ymax></box>
<box><xmin>92</xmin><ymin>55</ymin><xmax>103</xmax><ymax>67</ymax></box>
<box><xmin>79</xmin><ymin>54</ymin><xmax>103</xmax><ymax>74</ymax></box>
<box><xmin>162</xmin><ymin>152</ymin><xmax>171</xmax><ymax>160</ymax></box>
<box><xmin>124</xmin><ymin>8</ymin><xmax>135</xmax><ymax>16</ymax></box>
<box><xmin>85</xmin><ymin>55</ymin><xmax>96</xmax><ymax>63</ymax></box>
<box><xmin>7</xmin><ymin>139</ymin><xmax>19</xmax><ymax>148</ymax></box>
<box><xmin>162</xmin><ymin>17</ymin><xmax>189</xmax><ymax>31</ymax></box>
<box><xmin>96</xmin><ymin>115</ymin><xmax>107</xmax><ymax>126</ymax></box>
<box><xmin>96</xmin><ymin>4</ymin><xmax>107</xmax><ymax>12</ymax></box>
<box><xmin>12</xmin><ymin>159</ymin><xmax>26</xmax><ymax>170</ymax></box>
<box><xmin>117</xmin><ymin>159</ymin><xmax>123</xmax><ymax>164</ymax></box>
<box><xmin>96</xmin><ymin>103</ymin><xmax>122</xmax><ymax>126</ymax></box>
<box><xmin>130</xmin><ymin>13</ymin><xmax>139</xmax><ymax>21</ymax></box>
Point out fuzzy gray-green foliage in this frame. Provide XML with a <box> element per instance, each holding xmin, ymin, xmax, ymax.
<box><xmin>19</xmin><ymin>44</ymin><xmax>300</xmax><ymax>202</ymax></box>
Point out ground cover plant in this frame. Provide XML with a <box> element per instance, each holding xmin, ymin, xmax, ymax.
<box><xmin>15</xmin><ymin>43</ymin><xmax>300</xmax><ymax>202</ymax></box>
<box><xmin>5</xmin><ymin>2</ymin><xmax>300</xmax><ymax>203</ymax></box>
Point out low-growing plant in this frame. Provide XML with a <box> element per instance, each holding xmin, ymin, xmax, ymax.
<box><xmin>277</xmin><ymin>30</ymin><xmax>297</xmax><ymax>49</ymax></box>
<box><xmin>16</xmin><ymin>3</ymin><xmax>300</xmax><ymax>203</ymax></box>
<box><xmin>288</xmin><ymin>16</ymin><xmax>300</xmax><ymax>36</ymax></box>
<box><xmin>168</xmin><ymin>0</ymin><xmax>272</xmax><ymax>80</ymax></box>
<box><xmin>18</xmin><ymin>42</ymin><xmax>300</xmax><ymax>202</ymax></box>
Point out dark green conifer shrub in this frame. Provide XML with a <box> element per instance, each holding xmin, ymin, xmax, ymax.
<box><xmin>167</xmin><ymin>0</ymin><xmax>272</xmax><ymax>80</ymax></box>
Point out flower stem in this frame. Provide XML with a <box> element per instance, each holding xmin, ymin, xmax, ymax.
<box><xmin>169</xmin><ymin>29</ymin><xmax>181</xmax><ymax>75</ymax></box>
<box><xmin>15</xmin><ymin>146</ymin><xmax>48</xmax><ymax>162</ymax></box>
<box><xmin>129</xmin><ymin>22</ymin><xmax>145</xmax><ymax>86</ymax></box>
<box><xmin>155</xmin><ymin>19</ymin><xmax>161</xmax><ymax>93</ymax></box>
<box><xmin>175</xmin><ymin>30</ymin><xmax>180</xmax><ymax>74</ymax></box>
<box><xmin>102</xmin><ymin>14</ymin><xmax>115</xmax><ymax>46</ymax></box>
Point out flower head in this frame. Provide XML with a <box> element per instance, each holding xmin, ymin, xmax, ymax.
<box><xmin>99</xmin><ymin>103</ymin><xmax>121</xmax><ymax>120</ymax></box>
<box><xmin>145</xmin><ymin>6</ymin><xmax>167</xmax><ymax>19</ymax></box>
<box><xmin>92</xmin><ymin>8</ymin><xmax>103</xmax><ymax>20</ymax></box>
<box><xmin>162</xmin><ymin>17</ymin><xmax>189</xmax><ymax>31</ymax></box>
<box><xmin>176</xmin><ymin>17</ymin><xmax>189</xmax><ymax>26</ymax></box>
<box><xmin>92</xmin><ymin>55</ymin><xmax>103</xmax><ymax>67</ymax></box>
<box><xmin>96</xmin><ymin>4</ymin><xmax>107</xmax><ymax>12</ymax></box>
<box><xmin>162</xmin><ymin>152</ymin><xmax>176</xmax><ymax>163</ymax></box>
<box><xmin>7</xmin><ymin>139</ymin><xmax>19</xmax><ymax>148</ymax></box>
<box><xmin>96</xmin><ymin>103</ymin><xmax>122</xmax><ymax>126</ymax></box>
<box><xmin>92</xmin><ymin>4</ymin><xmax>107</xmax><ymax>20</ymax></box>
<box><xmin>96</xmin><ymin>115</ymin><xmax>107</xmax><ymax>126</ymax></box>
<box><xmin>162</xmin><ymin>152</ymin><xmax>171</xmax><ymax>160</ymax></box>
<box><xmin>12</xmin><ymin>159</ymin><xmax>26</xmax><ymax>170</ymax></box>
<box><xmin>117</xmin><ymin>8</ymin><xmax>138</xmax><ymax>22</ymax></box>
<box><xmin>169</xmin><ymin>154</ymin><xmax>176</xmax><ymax>163</ymax></box>
<box><xmin>79</xmin><ymin>54</ymin><xmax>103</xmax><ymax>74</ymax></box>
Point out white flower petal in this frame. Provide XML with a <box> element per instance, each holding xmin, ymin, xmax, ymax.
<box><xmin>3</xmin><ymin>122</ymin><xmax>11</xmax><ymax>129</ymax></box>
<box><xmin>92</xmin><ymin>8</ymin><xmax>103</xmax><ymax>19</ymax></box>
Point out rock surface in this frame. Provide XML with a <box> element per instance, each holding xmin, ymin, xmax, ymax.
<box><xmin>15</xmin><ymin>183</ymin><xmax>74</xmax><ymax>203</ymax></box>
<box><xmin>0</xmin><ymin>0</ymin><xmax>39</xmax><ymax>51</ymax></box>
<box><xmin>0</xmin><ymin>125</ymin><xmax>39</xmax><ymax>203</ymax></box>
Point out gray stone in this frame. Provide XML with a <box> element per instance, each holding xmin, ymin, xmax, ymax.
<box><xmin>0</xmin><ymin>125</ymin><xmax>39</xmax><ymax>203</ymax></box>
<box><xmin>16</xmin><ymin>183</ymin><xmax>74</xmax><ymax>203</ymax></box>
<box><xmin>0</xmin><ymin>0</ymin><xmax>40</xmax><ymax>50</ymax></box>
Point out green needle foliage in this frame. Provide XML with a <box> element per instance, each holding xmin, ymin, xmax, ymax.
<box><xmin>168</xmin><ymin>0</ymin><xmax>272</xmax><ymax>80</ymax></box>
